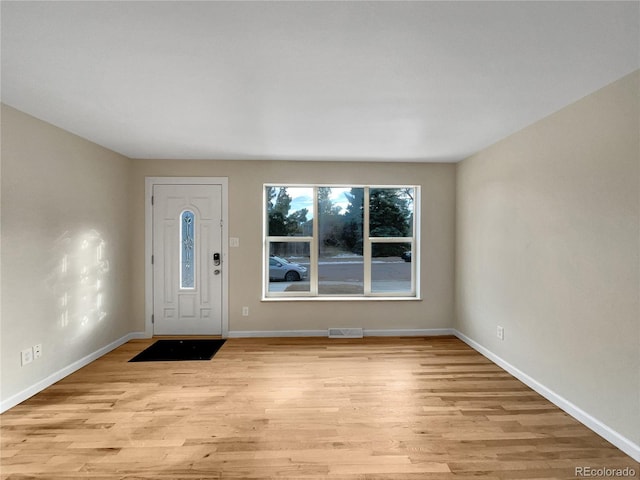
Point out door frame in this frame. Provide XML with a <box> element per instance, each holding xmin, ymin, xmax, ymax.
<box><xmin>145</xmin><ymin>177</ymin><xmax>229</xmax><ymax>338</ymax></box>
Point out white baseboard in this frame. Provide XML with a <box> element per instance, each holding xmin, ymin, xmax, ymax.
<box><xmin>365</xmin><ymin>328</ymin><xmax>454</xmax><ymax>337</ymax></box>
<box><xmin>0</xmin><ymin>331</ymin><xmax>146</xmax><ymax>413</ymax></box>
<box><xmin>228</xmin><ymin>328</ymin><xmax>455</xmax><ymax>338</ymax></box>
<box><xmin>228</xmin><ymin>330</ymin><xmax>327</xmax><ymax>338</ymax></box>
<box><xmin>453</xmin><ymin>330</ymin><xmax>640</xmax><ymax>463</ymax></box>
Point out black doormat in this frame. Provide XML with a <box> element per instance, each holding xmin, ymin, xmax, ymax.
<box><xmin>129</xmin><ymin>339</ymin><xmax>226</xmax><ymax>362</ymax></box>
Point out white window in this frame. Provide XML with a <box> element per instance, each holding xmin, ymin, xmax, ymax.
<box><xmin>263</xmin><ymin>185</ymin><xmax>419</xmax><ymax>299</ymax></box>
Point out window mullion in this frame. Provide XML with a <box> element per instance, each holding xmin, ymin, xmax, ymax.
<box><xmin>369</xmin><ymin>237</ymin><xmax>413</xmax><ymax>243</ymax></box>
<box><xmin>311</xmin><ymin>186</ymin><xmax>319</xmax><ymax>295</ymax></box>
<box><xmin>411</xmin><ymin>238</ymin><xmax>416</xmax><ymax>296</ymax></box>
<box><xmin>363</xmin><ymin>186</ymin><xmax>371</xmax><ymax>295</ymax></box>
<box><xmin>267</xmin><ymin>236</ymin><xmax>313</xmax><ymax>243</ymax></box>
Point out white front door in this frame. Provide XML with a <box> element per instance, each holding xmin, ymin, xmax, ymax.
<box><xmin>153</xmin><ymin>184</ymin><xmax>222</xmax><ymax>335</ymax></box>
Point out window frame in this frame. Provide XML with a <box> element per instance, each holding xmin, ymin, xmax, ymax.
<box><xmin>263</xmin><ymin>184</ymin><xmax>420</xmax><ymax>301</ymax></box>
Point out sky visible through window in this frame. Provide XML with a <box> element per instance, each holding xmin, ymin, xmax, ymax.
<box><xmin>287</xmin><ymin>187</ymin><xmax>351</xmax><ymax>219</ymax></box>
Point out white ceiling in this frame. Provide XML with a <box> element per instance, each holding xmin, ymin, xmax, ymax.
<box><xmin>2</xmin><ymin>1</ymin><xmax>638</xmax><ymax>162</ymax></box>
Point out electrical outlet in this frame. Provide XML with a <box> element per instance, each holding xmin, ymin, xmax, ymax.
<box><xmin>242</xmin><ymin>306</ymin><xmax>249</xmax><ymax>316</ymax></box>
<box><xmin>33</xmin><ymin>344</ymin><xmax>42</xmax><ymax>359</ymax></box>
<box><xmin>497</xmin><ymin>326</ymin><xmax>504</xmax><ymax>341</ymax></box>
<box><xmin>21</xmin><ymin>347</ymin><xmax>33</xmax><ymax>366</ymax></box>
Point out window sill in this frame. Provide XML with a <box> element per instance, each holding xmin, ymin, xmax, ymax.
<box><xmin>261</xmin><ymin>296</ymin><xmax>422</xmax><ymax>302</ymax></box>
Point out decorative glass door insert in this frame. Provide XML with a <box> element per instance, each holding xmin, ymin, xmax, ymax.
<box><xmin>180</xmin><ymin>210</ymin><xmax>195</xmax><ymax>289</ymax></box>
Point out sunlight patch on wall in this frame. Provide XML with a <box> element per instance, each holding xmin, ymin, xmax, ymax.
<box><xmin>49</xmin><ymin>230</ymin><xmax>110</xmax><ymax>334</ymax></box>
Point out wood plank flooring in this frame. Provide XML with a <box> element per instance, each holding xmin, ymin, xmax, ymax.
<box><xmin>1</xmin><ymin>336</ymin><xmax>637</xmax><ymax>479</ymax></box>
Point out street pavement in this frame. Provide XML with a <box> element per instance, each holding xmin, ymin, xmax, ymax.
<box><xmin>268</xmin><ymin>257</ymin><xmax>412</xmax><ymax>293</ymax></box>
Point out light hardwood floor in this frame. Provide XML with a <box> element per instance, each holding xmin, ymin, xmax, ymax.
<box><xmin>1</xmin><ymin>336</ymin><xmax>637</xmax><ymax>479</ymax></box>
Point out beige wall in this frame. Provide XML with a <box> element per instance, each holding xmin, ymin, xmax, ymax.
<box><xmin>456</xmin><ymin>71</ymin><xmax>640</xmax><ymax>445</ymax></box>
<box><xmin>129</xmin><ymin>160</ymin><xmax>457</xmax><ymax>334</ymax></box>
<box><xmin>1</xmin><ymin>105</ymin><xmax>132</xmax><ymax>405</ymax></box>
